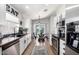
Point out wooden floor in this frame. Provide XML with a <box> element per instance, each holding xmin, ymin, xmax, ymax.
<box><xmin>45</xmin><ymin>39</ymin><xmax>54</xmax><ymax>55</ymax></box>
<box><xmin>23</xmin><ymin>39</ymin><xmax>54</xmax><ymax>55</ymax></box>
<box><xmin>23</xmin><ymin>39</ymin><xmax>35</xmax><ymax>55</ymax></box>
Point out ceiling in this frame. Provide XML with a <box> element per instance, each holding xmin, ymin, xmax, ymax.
<box><xmin>11</xmin><ymin>4</ymin><xmax>61</xmax><ymax>20</ymax></box>
<box><xmin>10</xmin><ymin>4</ymin><xmax>79</xmax><ymax>20</ymax></box>
<box><xmin>66</xmin><ymin>4</ymin><xmax>79</xmax><ymax>19</ymax></box>
<box><xmin>66</xmin><ymin>4</ymin><xmax>77</xmax><ymax>8</ymax></box>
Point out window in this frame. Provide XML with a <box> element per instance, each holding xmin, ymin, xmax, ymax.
<box><xmin>34</xmin><ymin>24</ymin><xmax>45</xmax><ymax>36</ymax></box>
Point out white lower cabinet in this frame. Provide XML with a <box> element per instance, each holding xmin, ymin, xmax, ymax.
<box><xmin>20</xmin><ymin>36</ymin><xmax>25</xmax><ymax>54</ymax></box>
<box><xmin>0</xmin><ymin>47</ymin><xmax>2</xmax><ymax>55</ymax></box>
<box><xmin>20</xmin><ymin>34</ymin><xmax>31</xmax><ymax>55</ymax></box>
<box><xmin>60</xmin><ymin>39</ymin><xmax>65</xmax><ymax>55</ymax></box>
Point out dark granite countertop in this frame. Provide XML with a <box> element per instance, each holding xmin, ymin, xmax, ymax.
<box><xmin>0</xmin><ymin>33</ymin><xmax>27</xmax><ymax>40</ymax></box>
<box><xmin>0</xmin><ymin>33</ymin><xmax>27</xmax><ymax>47</ymax></box>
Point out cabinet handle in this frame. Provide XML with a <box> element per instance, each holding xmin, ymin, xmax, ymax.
<box><xmin>24</xmin><ymin>40</ymin><xmax>26</xmax><ymax>44</ymax></box>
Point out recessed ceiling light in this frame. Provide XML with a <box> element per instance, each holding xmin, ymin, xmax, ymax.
<box><xmin>66</xmin><ymin>5</ymin><xmax>79</xmax><ymax>10</ymax></box>
<box><xmin>26</xmin><ymin>6</ymin><xmax>29</xmax><ymax>9</ymax></box>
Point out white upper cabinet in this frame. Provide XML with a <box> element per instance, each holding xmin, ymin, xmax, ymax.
<box><xmin>6</xmin><ymin>12</ymin><xmax>19</xmax><ymax>24</ymax></box>
<box><xmin>0</xmin><ymin>4</ymin><xmax>19</xmax><ymax>26</ymax></box>
<box><xmin>6</xmin><ymin>4</ymin><xmax>19</xmax><ymax>24</ymax></box>
<box><xmin>0</xmin><ymin>4</ymin><xmax>6</xmax><ymax>25</ymax></box>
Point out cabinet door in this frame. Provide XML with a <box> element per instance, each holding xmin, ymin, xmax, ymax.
<box><xmin>20</xmin><ymin>37</ymin><xmax>25</xmax><ymax>54</ymax></box>
<box><xmin>0</xmin><ymin>47</ymin><xmax>2</xmax><ymax>55</ymax></box>
<box><xmin>6</xmin><ymin>13</ymin><xmax>19</xmax><ymax>23</ymax></box>
<box><xmin>0</xmin><ymin>4</ymin><xmax>6</xmax><ymax>25</ymax></box>
<box><xmin>60</xmin><ymin>39</ymin><xmax>65</xmax><ymax>55</ymax></box>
